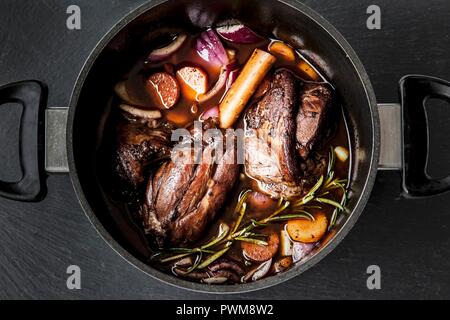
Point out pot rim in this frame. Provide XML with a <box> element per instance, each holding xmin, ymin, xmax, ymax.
<box><xmin>66</xmin><ymin>0</ymin><xmax>380</xmax><ymax>294</ymax></box>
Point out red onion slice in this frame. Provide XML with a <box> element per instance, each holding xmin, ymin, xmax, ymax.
<box><xmin>200</xmin><ymin>106</ymin><xmax>219</xmax><ymax>121</ymax></box>
<box><xmin>147</xmin><ymin>33</ymin><xmax>188</xmax><ymax>63</ymax></box>
<box><xmin>216</xmin><ymin>23</ymin><xmax>262</xmax><ymax>44</ymax></box>
<box><xmin>196</xmin><ymin>29</ymin><xmax>229</xmax><ymax>67</ymax></box>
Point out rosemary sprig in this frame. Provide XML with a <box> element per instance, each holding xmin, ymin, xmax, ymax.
<box><xmin>250</xmin><ymin>219</ymin><xmax>269</xmax><ymax>228</ymax></box>
<box><xmin>201</xmin><ymin>223</ymin><xmax>230</xmax><ymax>250</ymax></box>
<box><xmin>159</xmin><ymin>201</ymin><xmax>280</xmax><ymax>269</ymax></box>
<box><xmin>260</xmin><ymin>201</ymin><xmax>290</xmax><ymax>224</ymax></box>
<box><xmin>235</xmin><ymin>189</ymin><xmax>251</xmax><ymax>214</ymax></box>
<box><xmin>186</xmin><ymin>251</ymin><xmax>203</xmax><ymax>273</ymax></box>
<box><xmin>160</xmin><ymin>251</ymin><xmax>198</xmax><ymax>264</ymax></box>
<box><xmin>327</xmin><ymin>145</ymin><xmax>336</xmax><ymax>176</ymax></box>
<box><xmin>316</xmin><ymin>197</ymin><xmax>344</xmax><ymax>210</ymax></box>
<box><xmin>235</xmin><ymin>237</ymin><xmax>269</xmax><ymax>246</ymax></box>
<box><xmin>197</xmin><ymin>246</ymin><xmax>231</xmax><ymax>269</ymax></box>
<box><xmin>266</xmin><ymin>212</ymin><xmax>314</xmax><ymax>222</ymax></box>
<box><xmin>245</xmin><ymin>232</ymin><xmax>269</xmax><ymax>239</ymax></box>
<box><xmin>328</xmin><ymin>184</ymin><xmax>349</xmax><ymax>230</ymax></box>
<box><xmin>232</xmin><ymin>202</ymin><xmax>247</xmax><ymax>234</ymax></box>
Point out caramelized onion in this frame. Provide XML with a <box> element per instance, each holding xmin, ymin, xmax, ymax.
<box><xmin>198</xmin><ymin>63</ymin><xmax>238</xmax><ymax>104</ymax></box>
<box><xmin>119</xmin><ymin>104</ymin><xmax>162</xmax><ymax>120</ymax></box>
<box><xmin>147</xmin><ymin>33</ymin><xmax>188</xmax><ymax>62</ymax></box>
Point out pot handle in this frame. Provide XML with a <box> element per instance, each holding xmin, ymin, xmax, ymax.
<box><xmin>0</xmin><ymin>81</ymin><xmax>47</xmax><ymax>201</ymax></box>
<box><xmin>401</xmin><ymin>75</ymin><xmax>450</xmax><ymax>197</ymax></box>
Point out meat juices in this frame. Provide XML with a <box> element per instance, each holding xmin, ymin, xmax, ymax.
<box><xmin>244</xmin><ymin>69</ymin><xmax>332</xmax><ymax>199</ymax></box>
<box><xmin>140</xmin><ymin>120</ymin><xmax>239</xmax><ymax>246</ymax></box>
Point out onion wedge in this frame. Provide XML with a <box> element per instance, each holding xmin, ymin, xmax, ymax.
<box><xmin>216</xmin><ymin>22</ymin><xmax>262</xmax><ymax>44</ymax></box>
<box><xmin>198</xmin><ymin>63</ymin><xmax>238</xmax><ymax>103</ymax></box>
<box><xmin>119</xmin><ymin>104</ymin><xmax>162</xmax><ymax>120</ymax></box>
<box><xmin>196</xmin><ymin>29</ymin><xmax>229</xmax><ymax>67</ymax></box>
<box><xmin>147</xmin><ymin>33</ymin><xmax>188</xmax><ymax>62</ymax></box>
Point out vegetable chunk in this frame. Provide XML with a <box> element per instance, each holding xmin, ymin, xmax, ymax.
<box><xmin>269</xmin><ymin>41</ymin><xmax>296</xmax><ymax>62</ymax></box>
<box><xmin>176</xmin><ymin>66</ymin><xmax>209</xmax><ymax>101</ymax></box>
<box><xmin>241</xmin><ymin>230</ymin><xmax>280</xmax><ymax>262</ymax></box>
<box><xmin>146</xmin><ymin>72</ymin><xmax>180</xmax><ymax>109</ymax></box>
<box><xmin>286</xmin><ymin>212</ymin><xmax>328</xmax><ymax>243</ymax></box>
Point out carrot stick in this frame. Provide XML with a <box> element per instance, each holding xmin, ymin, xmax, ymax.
<box><xmin>298</xmin><ymin>61</ymin><xmax>319</xmax><ymax>81</ymax></box>
<box><xmin>269</xmin><ymin>41</ymin><xmax>296</xmax><ymax>62</ymax></box>
<box><xmin>219</xmin><ymin>49</ymin><xmax>276</xmax><ymax>128</ymax></box>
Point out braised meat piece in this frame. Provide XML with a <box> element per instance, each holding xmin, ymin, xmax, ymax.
<box><xmin>296</xmin><ymin>83</ymin><xmax>332</xmax><ymax>159</ymax></box>
<box><xmin>140</xmin><ymin>121</ymin><xmax>239</xmax><ymax>246</ymax></box>
<box><xmin>112</xmin><ymin>115</ymin><xmax>173</xmax><ymax>190</ymax></box>
<box><xmin>244</xmin><ymin>70</ymin><xmax>303</xmax><ymax>199</ymax></box>
<box><xmin>244</xmin><ymin>70</ymin><xmax>332</xmax><ymax>199</ymax></box>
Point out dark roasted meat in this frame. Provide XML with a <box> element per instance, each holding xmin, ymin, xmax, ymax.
<box><xmin>112</xmin><ymin>115</ymin><xmax>173</xmax><ymax>190</ymax></box>
<box><xmin>296</xmin><ymin>83</ymin><xmax>332</xmax><ymax>159</ymax></box>
<box><xmin>244</xmin><ymin>70</ymin><xmax>304</xmax><ymax>199</ymax></box>
<box><xmin>244</xmin><ymin>70</ymin><xmax>332</xmax><ymax>199</ymax></box>
<box><xmin>140</xmin><ymin>121</ymin><xmax>239</xmax><ymax>246</ymax></box>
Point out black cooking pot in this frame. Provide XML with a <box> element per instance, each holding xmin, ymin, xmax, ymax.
<box><xmin>1</xmin><ymin>0</ymin><xmax>450</xmax><ymax>294</ymax></box>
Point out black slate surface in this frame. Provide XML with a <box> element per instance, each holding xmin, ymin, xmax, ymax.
<box><xmin>0</xmin><ymin>0</ymin><xmax>450</xmax><ymax>299</ymax></box>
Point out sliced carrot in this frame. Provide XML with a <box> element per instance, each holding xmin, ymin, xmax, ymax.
<box><xmin>146</xmin><ymin>72</ymin><xmax>180</xmax><ymax>109</ymax></box>
<box><xmin>298</xmin><ymin>61</ymin><xmax>319</xmax><ymax>81</ymax></box>
<box><xmin>241</xmin><ymin>230</ymin><xmax>279</xmax><ymax>262</ymax></box>
<box><xmin>286</xmin><ymin>212</ymin><xmax>328</xmax><ymax>243</ymax></box>
<box><xmin>269</xmin><ymin>41</ymin><xmax>296</xmax><ymax>62</ymax></box>
<box><xmin>176</xmin><ymin>66</ymin><xmax>209</xmax><ymax>101</ymax></box>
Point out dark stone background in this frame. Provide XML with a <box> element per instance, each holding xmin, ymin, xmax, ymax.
<box><xmin>0</xmin><ymin>0</ymin><xmax>449</xmax><ymax>299</ymax></box>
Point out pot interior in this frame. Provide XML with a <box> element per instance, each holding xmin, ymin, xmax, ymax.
<box><xmin>70</xmin><ymin>0</ymin><xmax>378</xmax><ymax>292</ymax></box>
